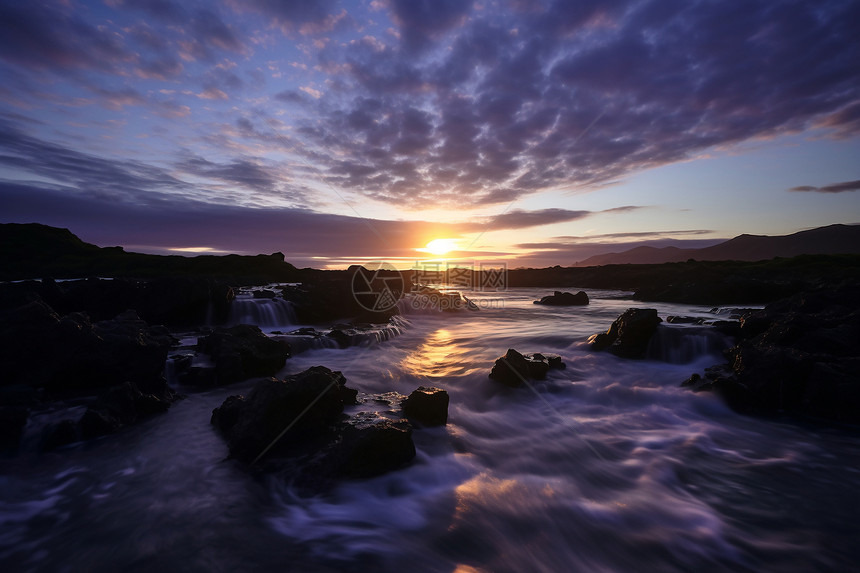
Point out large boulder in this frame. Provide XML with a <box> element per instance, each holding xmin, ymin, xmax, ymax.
<box><xmin>402</xmin><ymin>386</ymin><xmax>449</xmax><ymax>426</ymax></box>
<box><xmin>489</xmin><ymin>349</ymin><xmax>565</xmax><ymax>387</ymax></box>
<box><xmin>194</xmin><ymin>325</ymin><xmax>290</xmax><ymax>386</ymax></box>
<box><xmin>534</xmin><ymin>291</ymin><xmax>589</xmax><ymax>306</ymax></box>
<box><xmin>211</xmin><ymin>366</ymin><xmax>357</xmax><ymax>463</ymax></box>
<box><xmin>588</xmin><ymin>308</ymin><xmax>662</xmax><ymax>359</ymax></box>
<box><xmin>211</xmin><ymin>366</ymin><xmax>417</xmax><ymax>488</ymax></box>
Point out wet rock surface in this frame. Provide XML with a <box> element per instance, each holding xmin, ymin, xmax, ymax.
<box><xmin>211</xmin><ymin>366</ymin><xmax>420</xmax><ymax>491</ymax></box>
<box><xmin>533</xmin><ymin>290</ymin><xmax>589</xmax><ymax>306</ymax></box>
<box><xmin>489</xmin><ymin>349</ymin><xmax>566</xmax><ymax>387</ymax></box>
<box><xmin>588</xmin><ymin>308</ymin><xmax>663</xmax><ymax>359</ymax></box>
<box><xmin>184</xmin><ymin>325</ymin><xmax>291</xmax><ymax>387</ymax></box>
<box><xmin>402</xmin><ymin>386</ymin><xmax>449</xmax><ymax>426</ymax></box>
<box><xmin>683</xmin><ymin>283</ymin><xmax>860</xmax><ymax>424</ymax></box>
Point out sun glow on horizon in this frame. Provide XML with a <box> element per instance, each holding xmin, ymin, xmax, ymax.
<box><xmin>418</xmin><ymin>238</ymin><xmax>460</xmax><ymax>256</ymax></box>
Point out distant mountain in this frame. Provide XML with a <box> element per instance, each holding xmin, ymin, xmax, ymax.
<box><xmin>575</xmin><ymin>224</ymin><xmax>860</xmax><ymax>266</ymax></box>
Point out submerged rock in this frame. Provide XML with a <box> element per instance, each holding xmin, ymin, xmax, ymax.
<box><xmin>489</xmin><ymin>349</ymin><xmax>566</xmax><ymax>387</ymax></box>
<box><xmin>402</xmin><ymin>386</ymin><xmax>449</xmax><ymax>426</ymax></box>
<box><xmin>588</xmin><ymin>308</ymin><xmax>663</xmax><ymax>359</ymax></box>
<box><xmin>533</xmin><ymin>291</ymin><xmax>589</xmax><ymax>306</ymax></box>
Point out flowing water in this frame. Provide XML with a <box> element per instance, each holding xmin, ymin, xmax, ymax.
<box><xmin>2</xmin><ymin>288</ymin><xmax>859</xmax><ymax>572</ymax></box>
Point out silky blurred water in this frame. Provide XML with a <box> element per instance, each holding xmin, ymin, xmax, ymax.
<box><xmin>2</xmin><ymin>288</ymin><xmax>859</xmax><ymax>572</ymax></box>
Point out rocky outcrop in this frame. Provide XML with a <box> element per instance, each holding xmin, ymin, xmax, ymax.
<box><xmin>588</xmin><ymin>308</ymin><xmax>663</xmax><ymax>359</ymax></box>
<box><xmin>189</xmin><ymin>325</ymin><xmax>290</xmax><ymax>386</ymax></box>
<box><xmin>533</xmin><ymin>291</ymin><xmax>589</xmax><ymax>306</ymax></box>
<box><xmin>489</xmin><ymin>349</ymin><xmax>566</xmax><ymax>387</ymax></box>
<box><xmin>402</xmin><ymin>387</ymin><xmax>449</xmax><ymax>426</ymax></box>
<box><xmin>682</xmin><ymin>283</ymin><xmax>860</xmax><ymax>424</ymax></box>
<box><xmin>0</xmin><ymin>302</ymin><xmax>176</xmax><ymax>394</ymax></box>
<box><xmin>0</xmin><ymin>300</ymin><xmax>178</xmax><ymax>451</ymax></box>
<box><xmin>210</xmin><ymin>366</ymin><xmax>416</xmax><ymax>488</ymax></box>
<box><xmin>0</xmin><ymin>277</ymin><xmax>235</xmax><ymax>326</ymax></box>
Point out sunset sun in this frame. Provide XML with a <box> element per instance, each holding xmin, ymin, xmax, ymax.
<box><xmin>421</xmin><ymin>238</ymin><xmax>459</xmax><ymax>256</ymax></box>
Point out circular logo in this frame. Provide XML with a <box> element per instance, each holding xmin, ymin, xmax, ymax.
<box><xmin>350</xmin><ymin>261</ymin><xmax>405</xmax><ymax>312</ymax></box>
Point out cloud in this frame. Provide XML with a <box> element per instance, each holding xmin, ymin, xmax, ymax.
<box><xmin>0</xmin><ymin>2</ymin><xmax>132</xmax><ymax>72</ymax></box>
<box><xmin>387</xmin><ymin>0</ymin><xmax>473</xmax><ymax>52</ymax></box>
<box><xmin>789</xmin><ymin>180</ymin><xmax>860</xmax><ymax>193</ymax></box>
<box><xmin>478</xmin><ymin>208</ymin><xmax>592</xmax><ymax>230</ymax></box>
<box><xmin>283</xmin><ymin>0</ymin><xmax>860</xmax><ymax>208</ymax></box>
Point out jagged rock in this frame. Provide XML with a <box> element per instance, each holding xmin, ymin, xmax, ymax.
<box><xmin>588</xmin><ymin>308</ymin><xmax>663</xmax><ymax>359</ymax></box>
<box><xmin>533</xmin><ymin>291</ymin><xmax>589</xmax><ymax>306</ymax></box>
<box><xmin>402</xmin><ymin>387</ymin><xmax>449</xmax><ymax>426</ymax></box>
<box><xmin>253</xmin><ymin>289</ymin><xmax>277</xmax><ymax>299</ymax></box>
<box><xmin>194</xmin><ymin>325</ymin><xmax>290</xmax><ymax>386</ymax></box>
<box><xmin>489</xmin><ymin>349</ymin><xmax>565</xmax><ymax>387</ymax></box>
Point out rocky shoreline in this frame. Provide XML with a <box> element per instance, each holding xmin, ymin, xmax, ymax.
<box><xmin>2</xmin><ymin>259</ymin><xmax>859</xmax><ymax>491</ymax></box>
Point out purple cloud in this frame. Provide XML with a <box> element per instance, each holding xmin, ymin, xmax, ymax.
<box><xmin>789</xmin><ymin>180</ymin><xmax>860</xmax><ymax>193</ymax></box>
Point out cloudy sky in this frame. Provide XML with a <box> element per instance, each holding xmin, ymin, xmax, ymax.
<box><xmin>1</xmin><ymin>0</ymin><xmax>858</xmax><ymax>268</ymax></box>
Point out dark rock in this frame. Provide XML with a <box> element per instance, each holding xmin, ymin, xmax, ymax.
<box><xmin>489</xmin><ymin>349</ymin><xmax>565</xmax><ymax>387</ymax></box>
<box><xmin>211</xmin><ymin>366</ymin><xmax>355</xmax><ymax>463</ymax></box>
<box><xmin>79</xmin><ymin>380</ymin><xmax>173</xmax><ymax>440</ymax></box>
<box><xmin>588</xmin><ymin>308</ymin><xmax>663</xmax><ymax>359</ymax></box>
<box><xmin>194</xmin><ymin>325</ymin><xmax>290</xmax><ymax>386</ymax></box>
<box><xmin>402</xmin><ymin>386</ymin><xmax>449</xmax><ymax>426</ymax></box>
<box><xmin>685</xmin><ymin>283</ymin><xmax>860</xmax><ymax>424</ymax></box>
<box><xmin>211</xmin><ymin>367</ymin><xmax>417</xmax><ymax>488</ymax></box>
<box><xmin>1</xmin><ymin>302</ymin><xmax>176</xmax><ymax>394</ymax></box>
<box><xmin>0</xmin><ymin>407</ymin><xmax>29</xmax><ymax>452</ymax></box>
<box><xmin>534</xmin><ymin>290</ymin><xmax>589</xmax><ymax>306</ymax></box>
<box><xmin>253</xmin><ymin>289</ymin><xmax>277</xmax><ymax>299</ymax></box>
<box><xmin>42</xmin><ymin>419</ymin><xmax>79</xmax><ymax>451</ymax></box>
<box><xmin>336</xmin><ymin>418</ymin><xmax>415</xmax><ymax>478</ymax></box>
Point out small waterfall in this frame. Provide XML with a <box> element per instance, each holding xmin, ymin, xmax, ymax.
<box><xmin>228</xmin><ymin>296</ymin><xmax>297</xmax><ymax>327</ymax></box>
<box><xmin>646</xmin><ymin>324</ymin><xmax>731</xmax><ymax>364</ymax></box>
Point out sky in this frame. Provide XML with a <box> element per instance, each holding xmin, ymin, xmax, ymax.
<box><xmin>1</xmin><ymin>0</ymin><xmax>859</xmax><ymax>269</ymax></box>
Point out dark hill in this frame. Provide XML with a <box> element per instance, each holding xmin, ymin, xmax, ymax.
<box><xmin>576</xmin><ymin>224</ymin><xmax>860</xmax><ymax>266</ymax></box>
<box><xmin>0</xmin><ymin>223</ymin><xmax>301</xmax><ymax>282</ymax></box>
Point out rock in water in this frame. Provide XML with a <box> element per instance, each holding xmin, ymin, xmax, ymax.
<box><xmin>683</xmin><ymin>284</ymin><xmax>860</xmax><ymax>424</ymax></box>
<box><xmin>533</xmin><ymin>291</ymin><xmax>589</xmax><ymax>306</ymax></box>
<box><xmin>211</xmin><ymin>366</ymin><xmax>354</xmax><ymax>463</ymax></box>
<box><xmin>588</xmin><ymin>308</ymin><xmax>662</xmax><ymax>359</ymax></box>
<box><xmin>489</xmin><ymin>349</ymin><xmax>565</xmax><ymax>387</ymax></box>
<box><xmin>211</xmin><ymin>366</ymin><xmax>416</xmax><ymax>487</ymax></box>
<box><xmin>402</xmin><ymin>387</ymin><xmax>449</xmax><ymax>426</ymax></box>
<box><xmin>194</xmin><ymin>324</ymin><xmax>290</xmax><ymax>386</ymax></box>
